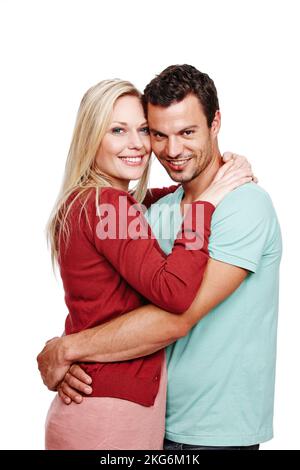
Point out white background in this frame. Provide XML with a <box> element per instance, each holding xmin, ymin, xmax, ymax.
<box><xmin>0</xmin><ymin>0</ymin><xmax>299</xmax><ymax>450</ymax></box>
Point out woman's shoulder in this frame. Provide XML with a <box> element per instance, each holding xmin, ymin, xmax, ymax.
<box><xmin>65</xmin><ymin>188</ymin><xmax>94</xmax><ymax>211</ymax></box>
<box><xmin>65</xmin><ymin>187</ymin><xmax>140</xmax><ymax>222</ymax></box>
<box><xmin>99</xmin><ymin>187</ymin><xmax>138</xmax><ymax>205</ymax></box>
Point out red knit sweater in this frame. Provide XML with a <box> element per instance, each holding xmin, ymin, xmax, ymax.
<box><xmin>59</xmin><ymin>185</ymin><xmax>215</xmax><ymax>406</ymax></box>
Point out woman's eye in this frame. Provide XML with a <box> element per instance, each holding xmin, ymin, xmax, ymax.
<box><xmin>140</xmin><ymin>127</ymin><xmax>149</xmax><ymax>134</ymax></box>
<box><xmin>112</xmin><ymin>127</ymin><xmax>125</xmax><ymax>134</ymax></box>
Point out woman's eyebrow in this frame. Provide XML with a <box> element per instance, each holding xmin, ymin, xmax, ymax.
<box><xmin>111</xmin><ymin>121</ymin><xmax>148</xmax><ymax>127</ymax></box>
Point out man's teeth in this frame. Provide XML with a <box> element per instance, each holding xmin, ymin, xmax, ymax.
<box><xmin>169</xmin><ymin>159</ymin><xmax>190</xmax><ymax>166</ymax></box>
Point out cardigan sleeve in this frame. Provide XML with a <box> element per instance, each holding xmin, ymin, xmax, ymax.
<box><xmin>141</xmin><ymin>184</ymin><xmax>180</xmax><ymax>208</ymax></box>
<box><xmin>92</xmin><ymin>188</ymin><xmax>215</xmax><ymax>314</ymax></box>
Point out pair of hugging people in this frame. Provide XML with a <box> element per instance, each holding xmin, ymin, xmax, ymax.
<box><xmin>37</xmin><ymin>64</ymin><xmax>282</xmax><ymax>450</ymax></box>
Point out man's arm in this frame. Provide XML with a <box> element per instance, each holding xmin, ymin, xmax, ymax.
<box><xmin>66</xmin><ymin>259</ymin><xmax>247</xmax><ymax>362</ymax></box>
<box><xmin>37</xmin><ymin>259</ymin><xmax>247</xmax><ymax>392</ymax></box>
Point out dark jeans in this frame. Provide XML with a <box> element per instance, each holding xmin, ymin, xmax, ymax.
<box><xmin>164</xmin><ymin>438</ymin><xmax>259</xmax><ymax>451</ymax></box>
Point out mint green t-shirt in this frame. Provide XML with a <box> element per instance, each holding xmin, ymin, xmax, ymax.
<box><xmin>145</xmin><ymin>182</ymin><xmax>282</xmax><ymax>446</ymax></box>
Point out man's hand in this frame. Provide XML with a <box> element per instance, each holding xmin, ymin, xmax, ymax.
<box><xmin>36</xmin><ymin>337</ymin><xmax>71</xmax><ymax>391</ymax></box>
<box><xmin>58</xmin><ymin>365</ymin><xmax>93</xmax><ymax>404</ymax></box>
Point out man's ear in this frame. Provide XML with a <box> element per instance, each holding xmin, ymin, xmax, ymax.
<box><xmin>210</xmin><ymin>110</ymin><xmax>221</xmax><ymax>138</ymax></box>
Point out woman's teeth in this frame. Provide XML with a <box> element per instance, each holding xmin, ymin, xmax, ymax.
<box><xmin>119</xmin><ymin>156</ymin><xmax>143</xmax><ymax>165</ymax></box>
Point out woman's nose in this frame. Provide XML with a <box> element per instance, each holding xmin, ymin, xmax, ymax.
<box><xmin>128</xmin><ymin>130</ymin><xmax>143</xmax><ymax>149</ymax></box>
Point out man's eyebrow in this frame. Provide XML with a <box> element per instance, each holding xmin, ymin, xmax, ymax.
<box><xmin>180</xmin><ymin>125</ymin><xmax>199</xmax><ymax>132</ymax></box>
<box><xmin>150</xmin><ymin>125</ymin><xmax>199</xmax><ymax>135</ymax></box>
<box><xmin>149</xmin><ymin>128</ymin><xmax>167</xmax><ymax>136</ymax></box>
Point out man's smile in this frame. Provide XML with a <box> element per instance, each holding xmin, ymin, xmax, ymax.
<box><xmin>165</xmin><ymin>157</ymin><xmax>193</xmax><ymax>171</ymax></box>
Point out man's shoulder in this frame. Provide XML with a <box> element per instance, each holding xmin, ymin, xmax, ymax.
<box><xmin>209</xmin><ymin>183</ymin><xmax>282</xmax><ymax>269</ymax></box>
<box><xmin>214</xmin><ymin>182</ymin><xmax>275</xmax><ymax>219</ymax></box>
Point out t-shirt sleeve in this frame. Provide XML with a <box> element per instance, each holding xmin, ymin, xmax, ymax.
<box><xmin>208</xmin><ymin>184</ymin><xmax>276</xmax><ymax>273</ymax></box>
<box><xmin>91</xmin><ymin>188</ymin><xmax>215</xmax><ymax>313</ymax></box>
<box><xmin>142</xmin><ymin>184</ymin><xmax>180</xmax><ymax>208</ymax></box>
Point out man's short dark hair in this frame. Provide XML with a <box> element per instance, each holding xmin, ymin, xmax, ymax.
<box><xmin>142</xmin><ymin>64</ymin><xmax>219</xmax><ymax>127</ymax></box>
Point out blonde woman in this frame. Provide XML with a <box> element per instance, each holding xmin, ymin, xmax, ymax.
<box><xmin>43</xmin><ymin>79</ymin><xmax>254</xmax><ymax>450</ymax></box>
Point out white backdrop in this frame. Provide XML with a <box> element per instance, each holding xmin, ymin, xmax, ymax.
<box><xmin>0</xmin><ymin>0</ymin><xmax>299</xmax><ymax>450</ymax></box>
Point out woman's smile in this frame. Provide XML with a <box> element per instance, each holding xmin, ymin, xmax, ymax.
<box><xmin>118</xmin><ymin>154</ymin><xmax>146</xmax><ymax>166</ymax></box>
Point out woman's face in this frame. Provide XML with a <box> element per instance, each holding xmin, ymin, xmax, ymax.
<box><xmin>95</xmin><ymin>95</ymin><xmax>151</xmax><ymax>191</ymax></box>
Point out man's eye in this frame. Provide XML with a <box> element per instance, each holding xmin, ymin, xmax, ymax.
<box><xmin>153</xmin><ymin>132</ymin><xmax>165</xmax><ymax>138</ymax></box>
<box><xmin>140</xmin><ymin>127</ymin><xmax>149</xmax><ymax>134</ymax></box>
<box><xmin>183</xmin><ymin>130</ymin><xmax>194</xmax><ymax>136</ymax></box>
<box><xmin>112</xmin><ymin>127</ymin><xmax>125</xmax><ymax>134</ymax></box>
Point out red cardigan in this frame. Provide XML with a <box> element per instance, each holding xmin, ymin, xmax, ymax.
<box><xmin>60</xmin><ymin>186</ymin><xmax>215</xmax><ymax>406</ymax></box>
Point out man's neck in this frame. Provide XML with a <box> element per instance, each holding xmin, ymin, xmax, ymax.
<box><xmin>181</xmin><ymin>152</ymin><xmax>223</xmax><ymax>203</ymax></box>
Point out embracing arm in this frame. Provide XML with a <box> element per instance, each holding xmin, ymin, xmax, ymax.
<box><xmin>37</xmin><ymin>258</ymin><xmax>248</xmax><ymax>393</ymax></box>
<box><xmin>141</xmin><ymin>184</ymin><xmax>180</xmax><ymax>208</ymax></box>
<box><xmin>95</xmin><ymin>188</ymin><xmax>215</xmax><ymax>314</ymax></box>
<box><xmin>88</xmin><ymin>156</ymin><xmax>253</xmax><ymax>314</ymax></box>
<box><xmin>141</xmin><ymin>153</ymin><xmax>250</xmax><ymax>209</ymax></box>
<box><xmin>62</xmin><ymin>258</ymin><xmax>248</xmax><ymax>363</ymax></box>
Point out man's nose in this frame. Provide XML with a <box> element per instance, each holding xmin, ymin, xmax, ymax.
<box><xmin>165</xmin><ymin>137</ymin><xmax>183</xmax><ymax>158</ymax></box>
<box><xmin>128</xmin><ymin>130</ymin><xmax>143</xmax><ymax>149</ymax></box>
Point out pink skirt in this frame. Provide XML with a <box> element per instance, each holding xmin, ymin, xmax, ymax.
<box><xmin>45</xmin><ymin>353</ymin><xmax>167</xmax><ymax>450</ymax></box>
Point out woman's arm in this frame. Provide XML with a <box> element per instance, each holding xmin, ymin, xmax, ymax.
<box><xmin>141</xmin><ymin>184</ymin><xmax>180</xmax><ymax>208</ymax></box>
<box><xmin>92</xmin><ymin>157</ymin><xmax>253</xmax><ymax>314</ymax></box>
<box><xmin>94</xmin><ymin>187</ymin><xmax>214</xmax><ymax>313</ymax></box>
<box><xmin>141</xmin><ymin>152</ymin><xmax>255</xmax><ymax>209</ymax></box>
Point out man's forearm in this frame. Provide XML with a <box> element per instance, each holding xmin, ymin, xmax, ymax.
<box><xmin>63</xmin><ymin>305</ymin><xmax>188</xmax><ymax>363</ymax></box>
<box><xmin>62</xmin><ymin>259</ymin><xmax>248</xmax><ymax>365</ymax></box>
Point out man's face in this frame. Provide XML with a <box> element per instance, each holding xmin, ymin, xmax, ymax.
<box><xmin>147</xmin><ymin>94</ymin><xmax>219</xmax><ymax>183</ymax></box>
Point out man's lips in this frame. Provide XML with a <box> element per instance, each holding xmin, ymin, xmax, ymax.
<box><xmin>165</xmin><ymin>158</ymin><xmax>192</xmax><ymax>171</ymax></box>
<box><xmin>118</xmin><ymin>155</ymin><xmax>146</xmax><ymax>166</ymax></box>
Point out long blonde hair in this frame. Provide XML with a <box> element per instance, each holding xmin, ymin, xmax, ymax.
<box><xmin>47</xmin><ymin>79</ymin><xmax>151</xmax><ymax>266</ymax></box>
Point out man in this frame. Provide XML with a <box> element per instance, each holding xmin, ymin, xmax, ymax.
<box><xmin>38</xmin><ymin>65</ymin><xmax>282</xmax><ymax>450</ymax></box>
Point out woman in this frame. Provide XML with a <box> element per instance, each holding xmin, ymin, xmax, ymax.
<box><xmin>43</xmin><ymin>79</ymin><xmax>253</xmax><ymax>450</ymax></box>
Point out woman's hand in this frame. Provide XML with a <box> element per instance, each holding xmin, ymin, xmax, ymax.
<box><xmin>197</xmin><ymin>152</ymin><xmax>257</xmax><ymax>207</ymax></box>
<box><xmin>57</xmin><ymin>365</ymin><xmax>93</xmax><ymax>405</ymax></box>
<box><xmin>222</xmin><ymin>152</ymin><xmax>258</xmax><ymax>183</ymax></box>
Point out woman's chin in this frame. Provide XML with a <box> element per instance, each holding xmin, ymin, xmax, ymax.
<box><xmin>118</xmin><ymin>166</ymin><xmax>147</xmax><ymax>181</ymax></box>
<box><xmin>122</xmin><ymin>172</ymin><xmax>144</xmax><ymax>182</ymax></box>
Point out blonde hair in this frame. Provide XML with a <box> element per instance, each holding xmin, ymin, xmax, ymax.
<box><xmin>47</xmin><ymin>79</ymin><xmax>151</xmax><ymax>266</ymax></box>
